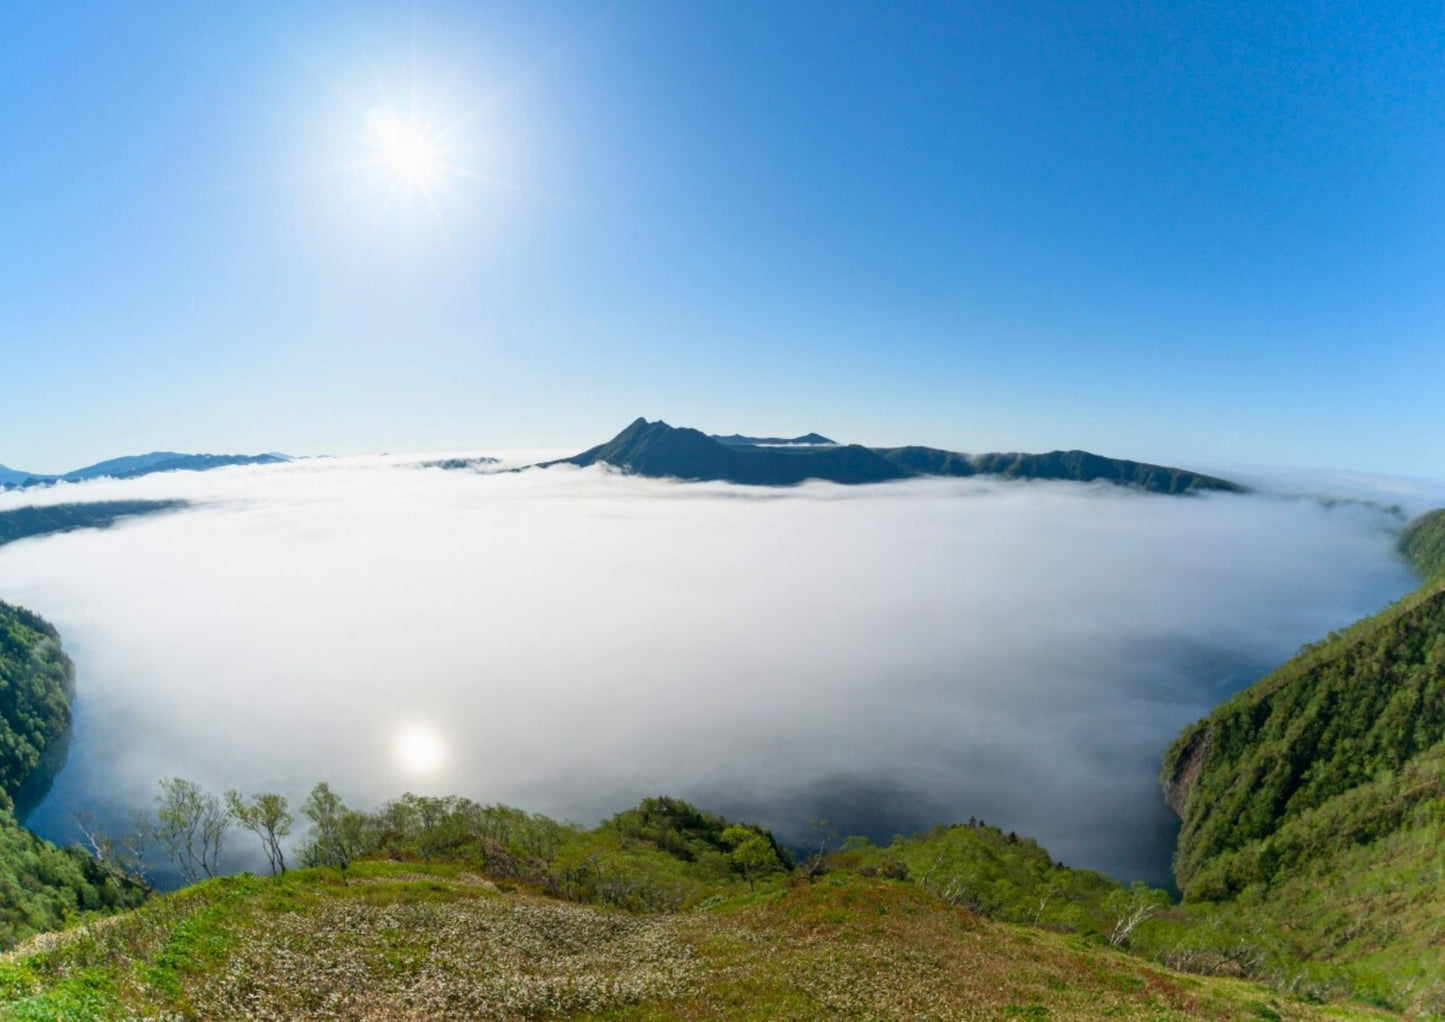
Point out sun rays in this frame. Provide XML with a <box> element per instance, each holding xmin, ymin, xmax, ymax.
<box><xmin>364</xmin><ymin>105</ymin><xmax>447</xmax><ymax>190</ymax></box>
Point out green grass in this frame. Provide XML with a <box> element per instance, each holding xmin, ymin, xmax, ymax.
<box><xmin>0</xmin><ymin>863</ymin><xmax>1396</xmax><ymax>1021</ymax></box>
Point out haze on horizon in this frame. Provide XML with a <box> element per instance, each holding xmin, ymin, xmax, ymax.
<box><xmin>2</xmin><ymin>2</ymin><xmax>1443</xmax><ymax>476</ymax></box>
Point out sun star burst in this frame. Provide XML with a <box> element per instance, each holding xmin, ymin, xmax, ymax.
<box><xmin>364</xmin><ymin>105</ymin><xmax>447</xmax><ymax>191</ymax></box>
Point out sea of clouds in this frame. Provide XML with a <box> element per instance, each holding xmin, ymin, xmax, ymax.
<box><xmin>0</xmin><ymin>453</ymin><xmax>1429</xmax><ymax>885</ymax></box>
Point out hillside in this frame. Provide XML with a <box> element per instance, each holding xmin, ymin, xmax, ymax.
<box><xmin>1164</xmin><ymin>583</ymin><xmax>1445</xmax><ymax>896</ymax></box>
<box><xmin>551</xmin><ymin>418</ymin><xmax>910</xmax><ymax>486</ymax></box>
<box><xmin>549</xmin><ymin>418</ymin><xmax>1242</xmax><ymax>493</ymax></box>
<box><xmin>0</xmin><ymin>806</ymin><xmax>1388</xmax><ymax>1021</ymax></box>
<box><xmin>0</xmin><ymin>603</ymin><xmax>72</xmax><ymax>804</ymax></box>
<box><xmin>0</xmin><ymin>453</ymin><xmax>285</xmax><ymax>490</ymax></box>
<box><xmin>1159</xmin><ymin>507</ymin><xmax>1445</xmax><ymax>1013</ymax></box>
<box><xmin>1398</xmin><ymin>508</ymin><xmax>1445</xmax><ymax>580</ymax></box>
<box><xmin>61</xmin><ymin>452</ymin><xmax>286</xmax><ymax>482</ymax></box>
<box><xmin>0</xmin><ymin>603</ymin><xmax>146</xmax><ymax>947</ymax></box>
<box><xmin>0</xmin><ymin>502</ymin><xmax>186</xmax><ymax>549</ymax></box>
<box><xmin>0</xmin><ymin>731</ymin><xmax>1412</xmax><ymax>1020</ymax></box>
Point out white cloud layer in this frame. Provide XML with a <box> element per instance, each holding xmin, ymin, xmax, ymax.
<box><xmin>0</xmin><ymin>455</ymin><xmax>1420</xmax><ymax>884</ymax></box>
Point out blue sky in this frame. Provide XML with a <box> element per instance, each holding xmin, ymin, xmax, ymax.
<box><xmin>2</xmin><ymin>1</ymin><xmax>1442</xmax><ymax>475</ymax></box>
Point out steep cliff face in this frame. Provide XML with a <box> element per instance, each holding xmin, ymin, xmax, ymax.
<box><xmin>1160</xmin><ymin>723</ymin><xmax>1211</xmax><ymax>817</ymax></box>
<box><xmin>1164</xmin><ymin>508</ymin><xmax>1445</xmax><ymax>900</ymax></box>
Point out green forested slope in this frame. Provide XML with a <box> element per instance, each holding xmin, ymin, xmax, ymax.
<box><xmin>0</xmin><ymin>502</ymin><xmax>184</xmax><ymax>549</ymax></box>
<box><xmin>0</xmin><ymin>603</ymin><xmax>72</xmax><ymax>804</ymax></box>
<box><xmin>1399</xmin><ymin>508</ymin><xmax>1445</xmax><ymax>580</ymax></box>
<box><xmin>0</xmin><ymin>813</ymin><xmax>141</xmax><ymax>949</ymax></box>
<box><xmin>1157</xmin><ymin>508</ymin><xmax>1445</xmax><ymax>1014</ymax></box>
<box><xmin>1165</xmin><ymin>582</ymin><xmax>1445</xmax><ymax>897</ymax></box>
<box><xmin>0</xmin><ymin>603</ymin><xmax>145</xmax><ymax>948</ymax></box>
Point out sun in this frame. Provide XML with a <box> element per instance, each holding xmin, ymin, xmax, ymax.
<box><xmin>364</xmin><ymin>106</ymin><xmax>446</xmax><ymax>190</ymax></box>
<box><xmin>394</xmin><ymin>723</ymin><xmax>446</xmax><ymax>775</ymax></box>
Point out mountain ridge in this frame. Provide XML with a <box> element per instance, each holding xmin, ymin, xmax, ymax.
<box><xmin>0</xmin><ymin>452</ymin><xmax>288</xmax><ymax>490</ymax></box>
<box><xmin>546</xmin><ymin>417</ymin><xmax>1243</xmax><ymax>494</ymax></box>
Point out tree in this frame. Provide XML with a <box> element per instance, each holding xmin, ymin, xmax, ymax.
<box><xmin>721</xmin><ymin>825</ymin><xmax>777</xmax><ymax>891</ymax></box>
<box><xmin>74</xmin><ymin>809</ymin><xmax>152</xmax><ymax>892</ymax></box>
<box><xmin>225</xmin><ymin>790</ymin><xmax>292</xmax><ymax>875</ymax></box>
<box><xmin>375</xmin><ymin>796</ymin><xmax>417</xmax><ymax>846</ymax></box>
<box><xmin>1105</xmin><ymin>881</ymin><xmax>1170</xmax><ymax>947</ymax></box>
<box><xmin>154</xmin><ymin>777</ymin><xmax>226</xmax><ymax>883</ymax></box>
<box><xmin>301</xmin><ymin>782</ymin><xmax>368</xmax><ymax>881</ymax></box>
<box><xmin>401</xmin><ymin>793</ymin><xmax>449</xmax><ymax>862</ymax></box>
<box><xmin>800</xmin><ymin>817</ymin><xmax>838</xmax><ymax>881</ymax></box>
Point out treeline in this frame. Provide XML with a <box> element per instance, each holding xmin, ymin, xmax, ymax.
<box><xmin>87</xmin><ymin>782</ymin><xmax>796</xmax><ymax>915</ymax></box>
<box><xmin>87</xmin><ymin>776</ymin><xmax>1194</xmax><ymax>956</ymax></box>
<box><xmin>58</xmin><ymin>775</ymin><xmax>1368</xmax><ymax>1003</ymax></box>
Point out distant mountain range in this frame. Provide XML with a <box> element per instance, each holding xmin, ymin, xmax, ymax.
<box><xmin>0</xmin><ymin>452</ymin><xmax>288</xmax><ymax>490</ymax></box>
<box><xmin>547</xmin><ymin>418</ymin><xmax>1242</xmax><ymax>494</ymax></box>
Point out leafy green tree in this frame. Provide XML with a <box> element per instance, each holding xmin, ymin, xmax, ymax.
<box><xmin>154</xmin><ymin>777</ymin><xmax>226</xmax><ymax>882</ymax></box>
<box><xmin>800</xmin><ymin>817</ymin><xmax>837</xmax><ymax>880</ymax></box>
<box><xmin>401</xmin><ymin>793</ymin><xmax>450</xmax><ymax>862</ymax></box>
<box><xmin>1105</xmin><ymin>881</ymin><xmax>1170</xmax><ymax>947</ymax></box>
<box><xmin>721</xmin><ymin>825</ymin><xmax>777</xmax><ymax>890</ymax></box>
<box><xmin>302</xmin><ymin>782</ymin><xmax>370</xmax><ymax>881</ymax></box>
<box><xmin>226</xmin><ymin>790</ymin><xmax>292</xmax><ymax>875</ymax></box>
<box><xmin>0</xmin><ymin>811</ymin><xmax>146</xmax><ymax>949</ymax></box>
<box><xmin>74</xmin><ymin>809</ymin><xmax>152</xmax><ymax>891</ymax></box>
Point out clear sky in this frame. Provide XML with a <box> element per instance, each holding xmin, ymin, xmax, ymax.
<box><xmin>2</xmin><ymin>2</ymin><xmax>1442</xmax><ymax>475</ymax></box>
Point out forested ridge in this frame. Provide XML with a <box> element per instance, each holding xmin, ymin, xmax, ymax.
<box><xmin>0</xmin><ymin>502</ymin><xmax>185</xmax><ymax>549</ymax></box>
<box><xmin>553</xmin><ymin>417</ymin><xmax>1243</xmax><ymax>493</ymax></box>
<box><xmin>1158</xmin><ymin>506</ymin><xmax>1445</xmax><ymax>1013</ymax></box>
<box><xmin>0</xmin><ymin>602</ymin><xmax>145</xmax><ymax>948</ymax></box>
<box><xmin>1166</xmin><ymin>583</ymin><xmax>1445</xmax><ymax>896</ymax></box>
<box><xmin>0</xmin><ymin>603</ymin><xmax>71</xmax><ymax>803</ymax></box>
<box><xmin>1399</xmin><ymin>508</ymin><xmax>1445</xmax><ymax>580</ymax></box>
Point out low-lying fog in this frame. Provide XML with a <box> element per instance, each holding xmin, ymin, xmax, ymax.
<box><xmin>0</xmin><ymin>455</ymin><xmax>1422</xmax><ymax>886</ymax></box>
